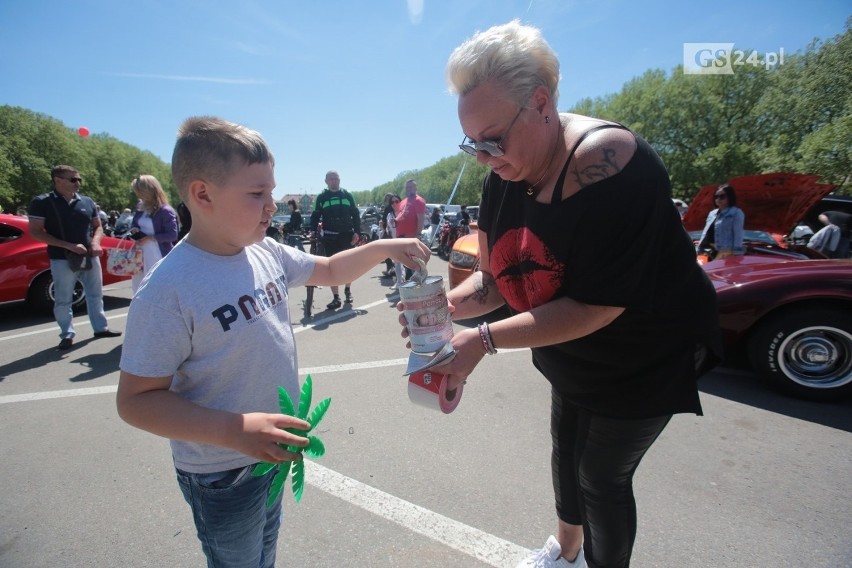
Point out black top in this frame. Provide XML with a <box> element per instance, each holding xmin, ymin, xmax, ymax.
<box><xmin>310</xmin><ymin>189</ymin><xmax>360</xmax><ymax>235</ymax></box>
<box><xmin>478</xmin><ymin>126</ymin><xmax>721</xmax><ymax>418</ymax></box>
<box><xmin>28</xmin><ymin>190</ymin><xmax>98</xmax><ymax>260</ymax></box>
<box><xmin>176</xmin><ymin>202</ymin><xmax>192</xmax><ymax>240</ymax></box>
<box><xmin>285</xmin><ymin>210</ymin><xmax>303</xmax><ymax>234</ymax></box>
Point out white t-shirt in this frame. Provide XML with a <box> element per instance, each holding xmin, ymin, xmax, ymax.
<box><xmin>386</xmin><ymin>211</ymin><xmax>397</xmax><ymax>238</ymax></box>
<box><xmin>119</xmin><ymin>238</ymin><xmax>315</xmax><ymax>473</ymax></box>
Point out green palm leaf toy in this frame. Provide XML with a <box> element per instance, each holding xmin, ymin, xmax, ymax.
<box><xmin>252</xmin><ymin>374</ymin><xmax>331</xmax><ymax>506</ymax></box>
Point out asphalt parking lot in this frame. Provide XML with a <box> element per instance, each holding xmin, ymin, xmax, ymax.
<box><xmin>1</xmin><ymin>259</ymin><xmax>850</xmax><ymax>568</ymax></box>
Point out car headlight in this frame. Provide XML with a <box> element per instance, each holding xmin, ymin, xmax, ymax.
<box><xmin>449</xmin><ymin>250</ymin><xmax>477</xmax><ymax>268</ymax></box>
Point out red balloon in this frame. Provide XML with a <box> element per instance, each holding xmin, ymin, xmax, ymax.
<box><xmin>77</xmin><ymin>126</ymin><xmax>90</xmax><ymax>137</ymax></box>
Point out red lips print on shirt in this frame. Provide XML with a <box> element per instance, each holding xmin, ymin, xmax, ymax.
<box><xmin>490</xmin><ymin>228</ymin><xmax>565</xmax><ymax>312</ymax></box>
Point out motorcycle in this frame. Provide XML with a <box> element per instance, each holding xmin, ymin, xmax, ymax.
<box><xmin>437</xmin><ymin>217</ymin><xmax>469</xmax><ymax>259</ymax></box>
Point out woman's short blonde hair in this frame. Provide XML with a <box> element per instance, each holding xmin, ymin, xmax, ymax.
<box><xmin>131</xmin><ymin>174</ymin><xmax>169</xmax><ymax>215</ymax></box>
<box><xmin>446</xmin><ymin>20</ymin><xmax>560</xmax><ymax>107</ymax></box>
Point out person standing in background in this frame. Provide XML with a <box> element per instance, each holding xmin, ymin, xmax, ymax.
<box><xmin>114</xmin><ymin>208</ymin><xmax>134</xmax><ymax>236</ymax></box>
<box><xmin>176</xmin><ymin>202</ymin><xmax>192</xmax><ymax>241</ymax></box>
<box><xmin>386</xmin><ymin>195</ymin><xmax>404</xmax><ymax>289</ymax></box>
<box><xmin>129</xmin><ymin>175</ymin><xmax>178</xmax><ymax>294</ymax></box>
<box><xmin>459</xmin><ymin>204</ymin><xmax>471</xmax><ymax>235</ymax></box>
<box><xmin>27</xmin><ymin>165</ymin><xmax>122</xmax><ymax>349</ymax></box>
<box><xmin>283</xmin><ymin>199</ymin><xmax>305</xmax><ymax>251</ymax></box>
<box><xmin>310</xmin><ymin>170</ymin><xmax>361</xmax><ymax>309</ymax></box>
<box><xmin>822</xmin><ymin>210</ymin><xmax>852</xmax><ymax>258</ymax></box>
<box><xmin>429</xmin><ymin>206</ymin><xmax>442</xmax><ymax>245</ymax></box>
<box><xmin>806</xmin><ymin>213</ymin><xmax>841</xmax><ymax>257</ymax></box>
<box><xmin>697</xmin><ymin>183</ymin><xmax>745</xmax><ymax>260</ymax></box>
<box><xmin>395</xmin><ymin>179</ymin><xmax>427</xmax><ymax>280</ymax></box>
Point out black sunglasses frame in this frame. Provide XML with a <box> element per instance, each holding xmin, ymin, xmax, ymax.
<box><xmin>459</xmin><ymin>106</ymin><xmax>525</xmax><ymax>158</ymax></box>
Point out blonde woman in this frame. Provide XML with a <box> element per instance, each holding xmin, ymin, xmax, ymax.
<box><xmin>129</xmin><ymin>175</ymin><xmax>178</xmax><ymax>293</ymax></box>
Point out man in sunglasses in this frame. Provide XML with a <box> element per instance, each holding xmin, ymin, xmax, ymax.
<box><xmin>27</xmin><ymin>165</ymin><xmax>122</xmax><ymax>350</ymax></box>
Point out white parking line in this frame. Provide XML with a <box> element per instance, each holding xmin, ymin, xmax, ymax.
<box><xmin>0</xmin><ymin>384</ymin><xmax>118</xmax><ymax>404</ymax></box>
<box><xmin>0</xmin><ymin>350</ymin><xmax>530</xmax><ymax>567</ymax></box>
<box><xmin>307</xmin><ymin>461</ymin><xmax>529</xmax><ymax>567</ymax></box>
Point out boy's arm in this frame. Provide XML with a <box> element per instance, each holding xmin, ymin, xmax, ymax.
<box><xmin>116</xmin><ymin>371</ymin><xmax>309</xmax><ymax>463</ymax></box>
<box><xmin>307</xmin><ymin>237</ymin><xmax>429</xmax><ymax>286</ymax></box>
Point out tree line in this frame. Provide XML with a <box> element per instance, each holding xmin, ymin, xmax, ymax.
<box><xmin>0</xmin><ymin>106</ymin><xmax>178</xmax><ymax>215</ymax></box>
<box><xmin>1</xmin><ymin>21</ymin><xmax>847</xmax><ymax>215</ymax></box>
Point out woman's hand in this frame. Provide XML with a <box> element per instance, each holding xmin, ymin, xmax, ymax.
<box><xmin>397</xmin><ymin>301</ymin><xmax>485</xmax><ymax>391</ymax></box>
<box><xmin>431</xmin><ymin>327</ymin><xmax>486</xmax><ymax>391</ymax></box>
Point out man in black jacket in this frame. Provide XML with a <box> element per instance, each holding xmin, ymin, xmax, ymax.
<box><xmin>310</xmin><ymin>170</ymin><xmax>361</xmax><ymax>309</ymax></box>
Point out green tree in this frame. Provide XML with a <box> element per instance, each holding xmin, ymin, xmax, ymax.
<box><xmin>756</xmin><ymin>20</ymin><xmax>851</xmax><ymax>188</ymax></box>
<box><xmin>0</xmin><ymin>105</ymin><xmax>179</xmax><ymax>214</ymax></box>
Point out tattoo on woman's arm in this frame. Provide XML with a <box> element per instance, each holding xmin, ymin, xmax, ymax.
<box><xmin>460</xmin><ymin>272</ymin><xmax>495</xmax><ymax>306</ymax></box>
<box><xmin>574</xmin><ymin>147</ymin><xmax>622</xmax><ymax>188</ymax></box>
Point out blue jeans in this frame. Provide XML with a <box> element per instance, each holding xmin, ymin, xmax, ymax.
<box><xmin>286</xmin><ymin>234</ymin><xmax>305</xmax><ymax>252</ymax></box>
<box><xmin>177</xmin><ymin>465</ymin><xmax>282</xmax><ymax>568</ymax></box>
<box><xmin>50</xmin><ymin>258</ymin><xmax>108</xmax><ymax>339</ymax></box>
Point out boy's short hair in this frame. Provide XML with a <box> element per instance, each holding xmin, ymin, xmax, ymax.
<box><xmin>171</xmin><ymin>116</ymin><xmax>274</xmax><ymax>201</ymax></box>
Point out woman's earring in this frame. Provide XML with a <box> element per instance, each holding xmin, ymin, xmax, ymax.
<box><xmin>545</xmin><ymin>115</ymin><xmax>550</xmax><ymax>124</ymax></box>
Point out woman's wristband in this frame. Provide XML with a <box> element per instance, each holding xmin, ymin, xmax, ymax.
<box><xmin>477</xmin><ymin>322</ymin><xmax>498</xmax><ymax>355</ymax></box>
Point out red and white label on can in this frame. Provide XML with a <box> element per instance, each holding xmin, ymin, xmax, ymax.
<box><xmin>399</xmin><ymin>275</ymin><xmax>454</xmax><ymax>354</ymax></box>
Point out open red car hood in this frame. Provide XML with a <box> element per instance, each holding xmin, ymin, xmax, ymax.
<box><xmin>682</xmin><ymin>173</ymin><xmax>836</xmax><ymax>234</ymax></box>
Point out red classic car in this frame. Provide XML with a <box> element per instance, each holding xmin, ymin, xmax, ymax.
<box><xmin>0</xmin><ymin>213</ymin><xmax>133</xmax><ymax>312</ymax></box>
<box><xmin>447</xmin><ymin>173</ymin><xmax>852</xmax><ymax>400</ymax></box>
<box><xmin>703</xmin><ymin>255</ymin><xmax>851</xmax><ymax>400</ymax></box>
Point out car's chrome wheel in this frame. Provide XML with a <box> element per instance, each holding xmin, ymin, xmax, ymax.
<box><xmin>749</xmin><ymin>307</ymin><xmax>852</xmax><ymax>400</ymax></box>
<box><xmin>29</xmin><ymin>272</ymin><xmax>86</xmax><ymax>313</ymax></box>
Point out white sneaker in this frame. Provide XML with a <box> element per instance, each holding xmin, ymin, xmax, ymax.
<box><xmin>516</xmin><ymin>536</ymin><xmax>586</xmax><ymax>568</ymax></box>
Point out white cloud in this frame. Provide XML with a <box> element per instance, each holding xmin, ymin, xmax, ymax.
<box><xmin>407</xmin><ymin>0</ymin><xmax>424</xmax><ymax>24</ymax></box>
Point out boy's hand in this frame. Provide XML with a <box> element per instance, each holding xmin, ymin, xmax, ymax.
<box><xmin>238</xmin><ymin>413</ymin><xmax>311</xmax><ymax>463</ymax></box>
<box><xmin>388</xmin><ymin>238</ymin><xmax>430</xmax><ymax>270</ymax></box>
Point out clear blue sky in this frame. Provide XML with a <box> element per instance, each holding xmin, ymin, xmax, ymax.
<box><xmin>1</xmin><ymin>0</ymin><xmax>848</xmax><ymax>199</ymax></box>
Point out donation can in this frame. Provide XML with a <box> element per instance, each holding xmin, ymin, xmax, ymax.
<box><xmin>399</xmin><ymin>275</ymin><xmax>454</xmax><ymax>354</ymax></box>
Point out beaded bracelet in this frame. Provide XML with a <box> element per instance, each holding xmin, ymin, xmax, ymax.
<box><xmin>477</xmin><ymin>322</ymin><xmax>498</xmax><ymax>355</ymax></box>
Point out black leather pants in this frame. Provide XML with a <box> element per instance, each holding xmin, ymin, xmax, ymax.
<box><xmin>551</xmin><ymin>389</ymin><xmax>672</xmax><ymax>568</ymax></box>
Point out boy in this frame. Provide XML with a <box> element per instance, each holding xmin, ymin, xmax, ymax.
<box><xmin>116</xmin><ymin>116</ymin><xmax>429</xmax><ymax>567</ymax></box>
